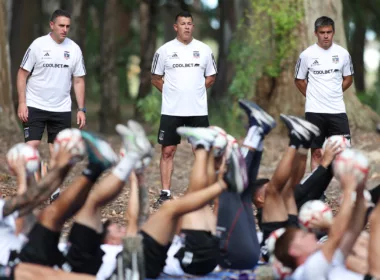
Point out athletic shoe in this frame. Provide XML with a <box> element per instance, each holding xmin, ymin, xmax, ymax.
<box><xmin>223</xmin><ymin>147</ymin><xmax>248</xmax><ymax>193</ymax></box>
<box><xmin>50</xmin><ymin>188</ymin><xmax>60</xmax><ymax>203</ymax></box>
<box><xmin>81</xmin><ymin>131</ymin><xmax>118</xmax><ymax>170</ymax></box>
<box><xmin>209</xmin><ymin>126</ymin><xmax>228</xmax><ymax>158</ymax></box>
<box><xmin>177</xmin><ymin>127</ymin><xmax>218</xmax><ymax>151</ymax></box>
<box><xmin>225</xmin><ymin>134</ymin><xmax>239</xmax><ymax>161</ymax></box>
<box><xmin>153</xmin><ymin>191</ymin><xmax>172</xmax><ymax>209</ymax></box>
<box><xmin>280</xmin><ymin>114</ymin><xmax>320</xmax><ymax>149</ymax></box>
<box><xmin>116</xmin><ymin>120</ymin><xmax>153</xmax><ymax>161</ymax></box>
<box><xmin>238</xmin><ymin>99</ymin><xmax>276</xmax><ymax>135</ymax></box>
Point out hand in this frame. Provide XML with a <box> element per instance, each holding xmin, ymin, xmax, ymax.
<box><xmin>321</xmin><ymin>140</ymin><xmax>341</xmax><ymax>168</ymax></box>
<box><xmin>309</xmin><ymin>212</ymin><xmax>332</xmax><ymax>230</ymax></box>
<box><xmin>17</xmin><ymin>103</ymin><xmax>28</xmax><ymax>123</ymax></box>
<box><xmin>50</xmin><ymin>141</ymin><xmax>77</xmax><ymax>168</ymax></box>
<box><xmin>77</xmin><ymin>111</ymin><xmax>86</xmax><ymax>129</ymax></box>
<box><xmin>7</xmin><ymin>154</ymin><xmax>27</xmax><ymax>178</ymax></box>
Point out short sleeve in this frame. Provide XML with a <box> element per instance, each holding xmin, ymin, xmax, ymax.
<box><xmin>73</xmin><ymin>48</ymin><xmax>86</xmax><ymax>77</ymax></box>
<box><xmin>151</xmin><ymin>47</ymin><xmax>165</xmax><ymax>75</ymax></box>
<box><xmin>20</xmin><ymin>41</ymin><xmax>38</xmax><ymax>72</ymax></box>
<box><xmin>342</xmin><ymin>53</ymin><xmax>354</xmax><ymax>76</ymax></box>
<box><xmin>294</xmin><ymin>52</ymin><xmax>309</xmax><ymax>79</ymax></box>
<box><xmin>205</xmin><ymin>48</ymin><xmax>217</xmax><ymax>77</ymax></box>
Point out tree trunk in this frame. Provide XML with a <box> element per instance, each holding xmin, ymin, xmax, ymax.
<box><xmin>255</xmin><ymin>0</ymin><xmax>378</xmax><ymax>131</ymax></box>
<box><xmin>135</xmin><ymin>0</ymin><xmax>158</xmax><ymax>116</ymax></box>
<box><xmin>350</xmin><ymin>19</ymin><xmax>366</xmax><ymax>93</ymax></box>
<box><xmin>98</xmin><ymin>0</ymin><xmax>121</xmax><ymax>133</ymax></box>
<box><xmin>211</xmin><ymin>0</ymin><xmax>238</xmax><ymax>100</ymax></box>
<box><xmin>0</xmin><ymin>0</ymin><xmax>18</xmax><ymax>131</ymax></box>
<box><xmin>10</xmin><ymin>0</ymin><xmax>42</xmax><ymax>111</ymax></box>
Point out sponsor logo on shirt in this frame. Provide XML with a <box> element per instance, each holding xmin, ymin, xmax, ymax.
<box><xmin>311</xmin><ymin>60</ymin><xmax>320</xmax><ymax>66</ymax></box>
<box><xmin>64</xmin><ymin>51</ymin><xmax>70</xmax><ymax>60</ymax></box>
<box><xmin>172</xmin><ymin>63</ymin><xmax>198</xmax><ymax>68</ymax></box>
<box><xmin>332</xmin><ymin>55</ymin><xmax>339</xmax><ymax>64</ymax></box>
<box><xmin>43</xmin><ymin>64</ymin><xmax>70</xmax><ymax>68</ymax></box>
<box><xmin>313</xmin><ymin>69</ymin><xmax>339</xmax><ymax>74</ymax></box>
<box><xmin>193</xmin><ymin>51</ymin><xmax>200</xmax><ymax>58</ymax></box>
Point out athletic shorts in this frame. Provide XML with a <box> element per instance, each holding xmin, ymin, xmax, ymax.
<box><xmin>158</xmin><ymin>115</ymin><xmax>209</xmax><ymax>146</ymax></box>
<box><xmin>305</xmin><ymin>112</ymin><xmax>350</xmax><ymax>149</ymax></box>
<box><xmin>17</xmin><ymin>223</ymin><xmax>103</xmax><ymax>275</ymax></box>
<box><xmin>174</xmin><ymin>230</ymin><xmax>219</xmax><ymax>275</ymax></box>
<box><xmin>140</xmin><ymin>230</ymin><xmax>171</xmax><ymax>279</ymax></box>
<box><xmin>24</xmin><ymin>106</ymin><xmax>71</xmax><ymax>143</ymax></box>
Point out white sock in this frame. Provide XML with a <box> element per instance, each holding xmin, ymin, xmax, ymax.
<box><xmin>112</xmin><ymin>153</ymin><xmax>139</xmax><ymax>182</ymax></box>
<box><xmin>162</xmin><ymin>190</ymin><xmax>171</xmax><ymax>196</ymax></box>
<box><xmin>243</xmin><ymin>126</ymin><xmax>264</xmax><ymax>151</ymax></box>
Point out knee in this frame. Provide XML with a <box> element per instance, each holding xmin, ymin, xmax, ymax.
<box><xmin>161</xmin><ymin>146</ymin><xmax>176</xmax><ymax>161</ymax></box>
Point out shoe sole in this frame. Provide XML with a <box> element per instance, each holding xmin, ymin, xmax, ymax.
<box><xmin>239</xmin><ymin>99</ymin><xmax>276</xmax><ymax>129</ymax></box>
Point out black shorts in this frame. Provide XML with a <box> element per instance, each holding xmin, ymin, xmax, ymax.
<box><xmin>158</xmin><ymin>115</ymin><xmax>209</xmax><ymax>146</ymax></box>
<box><xmin>174</xmin><ymin>230</ymin><xmax>219</xmax><ymax>275</ymax></box>
<box><xmin>305</xmin><ymin>112</ymin><xmax>351</xmax><ymax>149</ymax></box>
<box><xmin>140</xmin><ymin>230</ymin><xmax>171</xmax><ymax>278</ymax></box>
<box><xmin>24</xmin><ymin>106</ymin><xmax>71</xmax><ymax>143</ymax></box>
<box><xmin>18</xmin><ymin>223</ymin><xmax>103</xmax><ymax>275</ymax></box>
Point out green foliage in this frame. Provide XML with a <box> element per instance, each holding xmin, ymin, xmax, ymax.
<box><xmin>358</xmin><ymin>83</ymin><xmax>380</xmax><ymax>114</ymax></box>
<box><xmin>136</xmin><ymin>90</ymin><xmax>162</xmax><ymax>141</ymax></box>
<box><xmin>228</xmin><ymin>0</ymin><xmax>303</xmax><ymax>98</ymax></box>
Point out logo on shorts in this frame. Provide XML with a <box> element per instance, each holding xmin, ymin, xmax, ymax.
<box><xmin>332</xmin><ymin>55</ymin><xmax>339</xmax><ymax>64</ymax></box>
<box><xmin>159</xmin><ymin>130</ymin><xmax>165</xmax><ymax>141</ymax></box>
<box><xmin>193</xmin><ymin>51</ymin><xmax>200</xmax><ymax>58</ymax></box>
<box><xmin>64</xmin><ymin>51</ymin><xmax>70</xmax><ymax>60</ymax></box>
<box><xmin>24</xmin><ymin>127</ymin><xmax>29</xmax><ymax>139</ymax></box>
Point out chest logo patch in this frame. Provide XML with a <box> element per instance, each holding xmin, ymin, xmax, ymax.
<box><xmin>64</xmin><ymin>51</ymin><xmax>70</xmax><ymax>60</ymax></box>
<box><xmin>193</xmin><ymin>51</ymin><xmax>200</xmax><ymax>59</ymax></box>
<box><xmin>311</xmin><ymin>60</ymin><xmax>320</xmax><ymax>66</ymax></box>
<box><xmin>171</xmin><ymin>52</ymin><xmax>179</xmax><ymax>59</ymax></box>
<box><xmin>332</xmin><ymin>55</ymin><xmax>339</xmax><ymax>64</ymax></box>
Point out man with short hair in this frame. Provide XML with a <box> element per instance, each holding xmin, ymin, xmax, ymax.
<box><xmin>17</xmin><ymin>9</ymin><xmax>87</xmax><ymax>198</ymax></box>
<box><xmin>151</xmin><ymin>11</ymin><xmax>217</xmax><ymax>206</ymax></box>
<box><xmin>294</xmin><ymin>16</ymin><xmax>353</xmax><ymax>171</ymax></box>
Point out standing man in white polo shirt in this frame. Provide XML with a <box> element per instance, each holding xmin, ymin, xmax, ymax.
<box><xmin>151</xmin><ymin>11</ymin><xmax>217</xmax><ymax>206</ymax></box>
<box><xmin>17</xmin><ymin>9</ymin><xmax>86</xmax><ymax>199</ymax></box>
<box><xmin>294</xmin><ymin>16</ymin><xmax>353</xmax><ymax>170</ymax></box>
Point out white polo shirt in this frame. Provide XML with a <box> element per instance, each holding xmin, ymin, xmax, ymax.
<box><xmin>21</xmin><ymin>34</ymin><xmax>86</xmax><ymax>112</ymax></box>
<box><xmin>0</xmin><ymin>200</ymin><xmax>25</xmax><ymax>265</ymax></box>
<box><xmin>151</xmin><ymin>38</ymin><xmax>217</xmax><ymax>116</ymax></box>
<box><xmin>295</xmin><ymin>43</ymin><xmax>353</xmax><ymax>114</ymax></box>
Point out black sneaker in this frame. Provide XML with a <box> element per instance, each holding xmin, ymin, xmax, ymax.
<box><xmin>153</xmin><ymin>191</ymin><xmax>172</xmax><ymax>209</ymax></box>
<box><xmin>50</xmin><ymin>189</ymin><xmax>60</xmax><ymax>204</ymax></box>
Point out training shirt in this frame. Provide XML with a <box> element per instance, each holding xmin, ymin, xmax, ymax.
<box><xmin>151</xmin><ymin>38</ymin><xmax>217</xmax><ymax>116</ymax></box>
<box><xmin>295</xmin><ymin>43</ymin><xmax>353</xmax><ymax>114</ymax></box>
<box><xmin>0</xmin><ymin>200</ymin><xmax>25</xmax><ymax>265</ymax></box>
<box><xmin>291</xmin><ymin>249</ymin><xmax>343</xmax><ymax>280</ymax></box>
<box><xmin>21</xmin><ymin>33</ymin><xmax>86</xmax><ymax>112</ymax></box>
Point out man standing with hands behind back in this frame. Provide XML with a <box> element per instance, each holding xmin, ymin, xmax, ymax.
<box><xmin>294</xmin><ymin>16</ymin><xmax>353</xmax><ymax>171</ymax></box>
<box><xmin>17</xmin><ymin>9</ymin><xmax>87</xmax><ymax>200</ymax></box>
<box><xmin>151</xmin><ymin>11</ymin><xmax>217</xmax><ymax>207</ymax></box>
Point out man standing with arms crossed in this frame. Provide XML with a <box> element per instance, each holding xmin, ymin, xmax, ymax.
<box><xmin>151</xmin><ymin>11</ymin><xmax>217</xmax><ymax>206</ymax></box>
<box><xmin>294</xmin><ymin>16</ymin><xmax>353</xmax><ymax>170</ymax></box>
<box><xmin>17</xmin><ymin>9</ymin><xmax>87</xmax><ymax>200</ymax></box>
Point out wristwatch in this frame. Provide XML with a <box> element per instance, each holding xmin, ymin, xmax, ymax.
<box><xmin>77</xmin><ymin>107</ymin><xmax>87</xmax><ymax>113</ymax></box>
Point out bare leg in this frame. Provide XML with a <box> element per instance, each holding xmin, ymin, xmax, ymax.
<box><xmin>187</xmin><ymin>149</ymin><xmax>209</xmax><ymax>193</ymax></box>
<box><xmin>141</xmin><ymin>180</ymin><xmax>227</xmax><ymax>246</ymax></box>
<box><xmin>282</xmin><ymin>153</ymin><xmax>307</xmax><ymax>215</ymax></box>
<box><xmin>262</xmin><ymin>147</ymin><xmax>296</xmax><ymax>222</ymax></box>
<box><xmin>160</xmin><ymin>145</ymin><xmax>177</xmax><ymax>191</ymax></box>
<box><xmin>368</xmin><ymin>202</ymin><xmax>380</xmax><ymax>277</ymax></box>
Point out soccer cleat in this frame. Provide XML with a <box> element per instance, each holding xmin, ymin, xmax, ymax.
<box><xmin>116</xmin><ymin>120</ymin><xmax>153</xmax><ymax>161</ymax></box>
<box><xmin>153</xmin><ymin>191</ymin><xmax>172</xmax><ymax>209</ymax></box>
<box><xmin>176</xmin><ymin>127</ymin><xmax>218</xmax><ymax>151</ymax></box>
<box><xmin>280</xmin><ymin>114</ymin><xmax>320</xmax><ymax>149</ymax></box>
<box><xmin>238</xmin><ymin>99</ymin><xmax>276</xmax><ymax>135</ymax></box>
<box><xmin>223</xmin><ymin>147</ymin><xmax>248</xmax><ymax>193</ymax></box>
<box><xmin>81</xmin><ymin>131</ymin><xmax>118</xmax><ymax>170</ymax></box>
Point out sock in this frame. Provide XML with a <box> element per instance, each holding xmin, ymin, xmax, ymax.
<box><xmin>190</xmin><ymin>139</ymin><xmax>210</xmax><ymax>151</ymax></box>
<box><xmin>112</xmin><ymin>153</ymin><xmax>139</xmax><ymax>182</ymax></box>
<box><xmin>82</xmin><ymin>162</ymin><xmax>106</xmax><ymax>182</ymax></box>
<box><xmin>244</xmin><ymin>149</ymin><xmax>255</xmax><ymax>172</ymax></box>
<box><xmin>369</xmin><ymin>184</ymin><xmax>380</xmax><ymax>205</ymax></box>
<box><xmin>243</xmin><ymin>126</ymin><xmax>264</xmax><ymax>151</ymax></box>
<box><xmin>161</xmin><ymin>190</ymin><xmax>171</xmax><ymax>196</ymax></box>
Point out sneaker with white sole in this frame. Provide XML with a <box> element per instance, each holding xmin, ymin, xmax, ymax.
<box><xmin>209</xmin><ymin>126</ymin><xmax>228</xmax><ymax>158</ymax></box>
<box><xmin>280</xmin><ymin>114</ymin><xmax>320</xmax><ymax>149</ymax></box>
<box><xmin>176</xmin><ymin>127</ymin><xmax>218</xmax><ymax>151</ymax></box>
<box><xmin>80</xmin><ymin>131</ymin><xmax>118</xmax><ymax>170</ymax></box>
<box><xmin>239</xmin><ymin>99</ymin><xmax>276</xmax><ymax>135</ymax></box>
<box><xmin>223</xmin><ymin>147</ymin><xmax>248</xmax><ymax>194</ymax></box>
